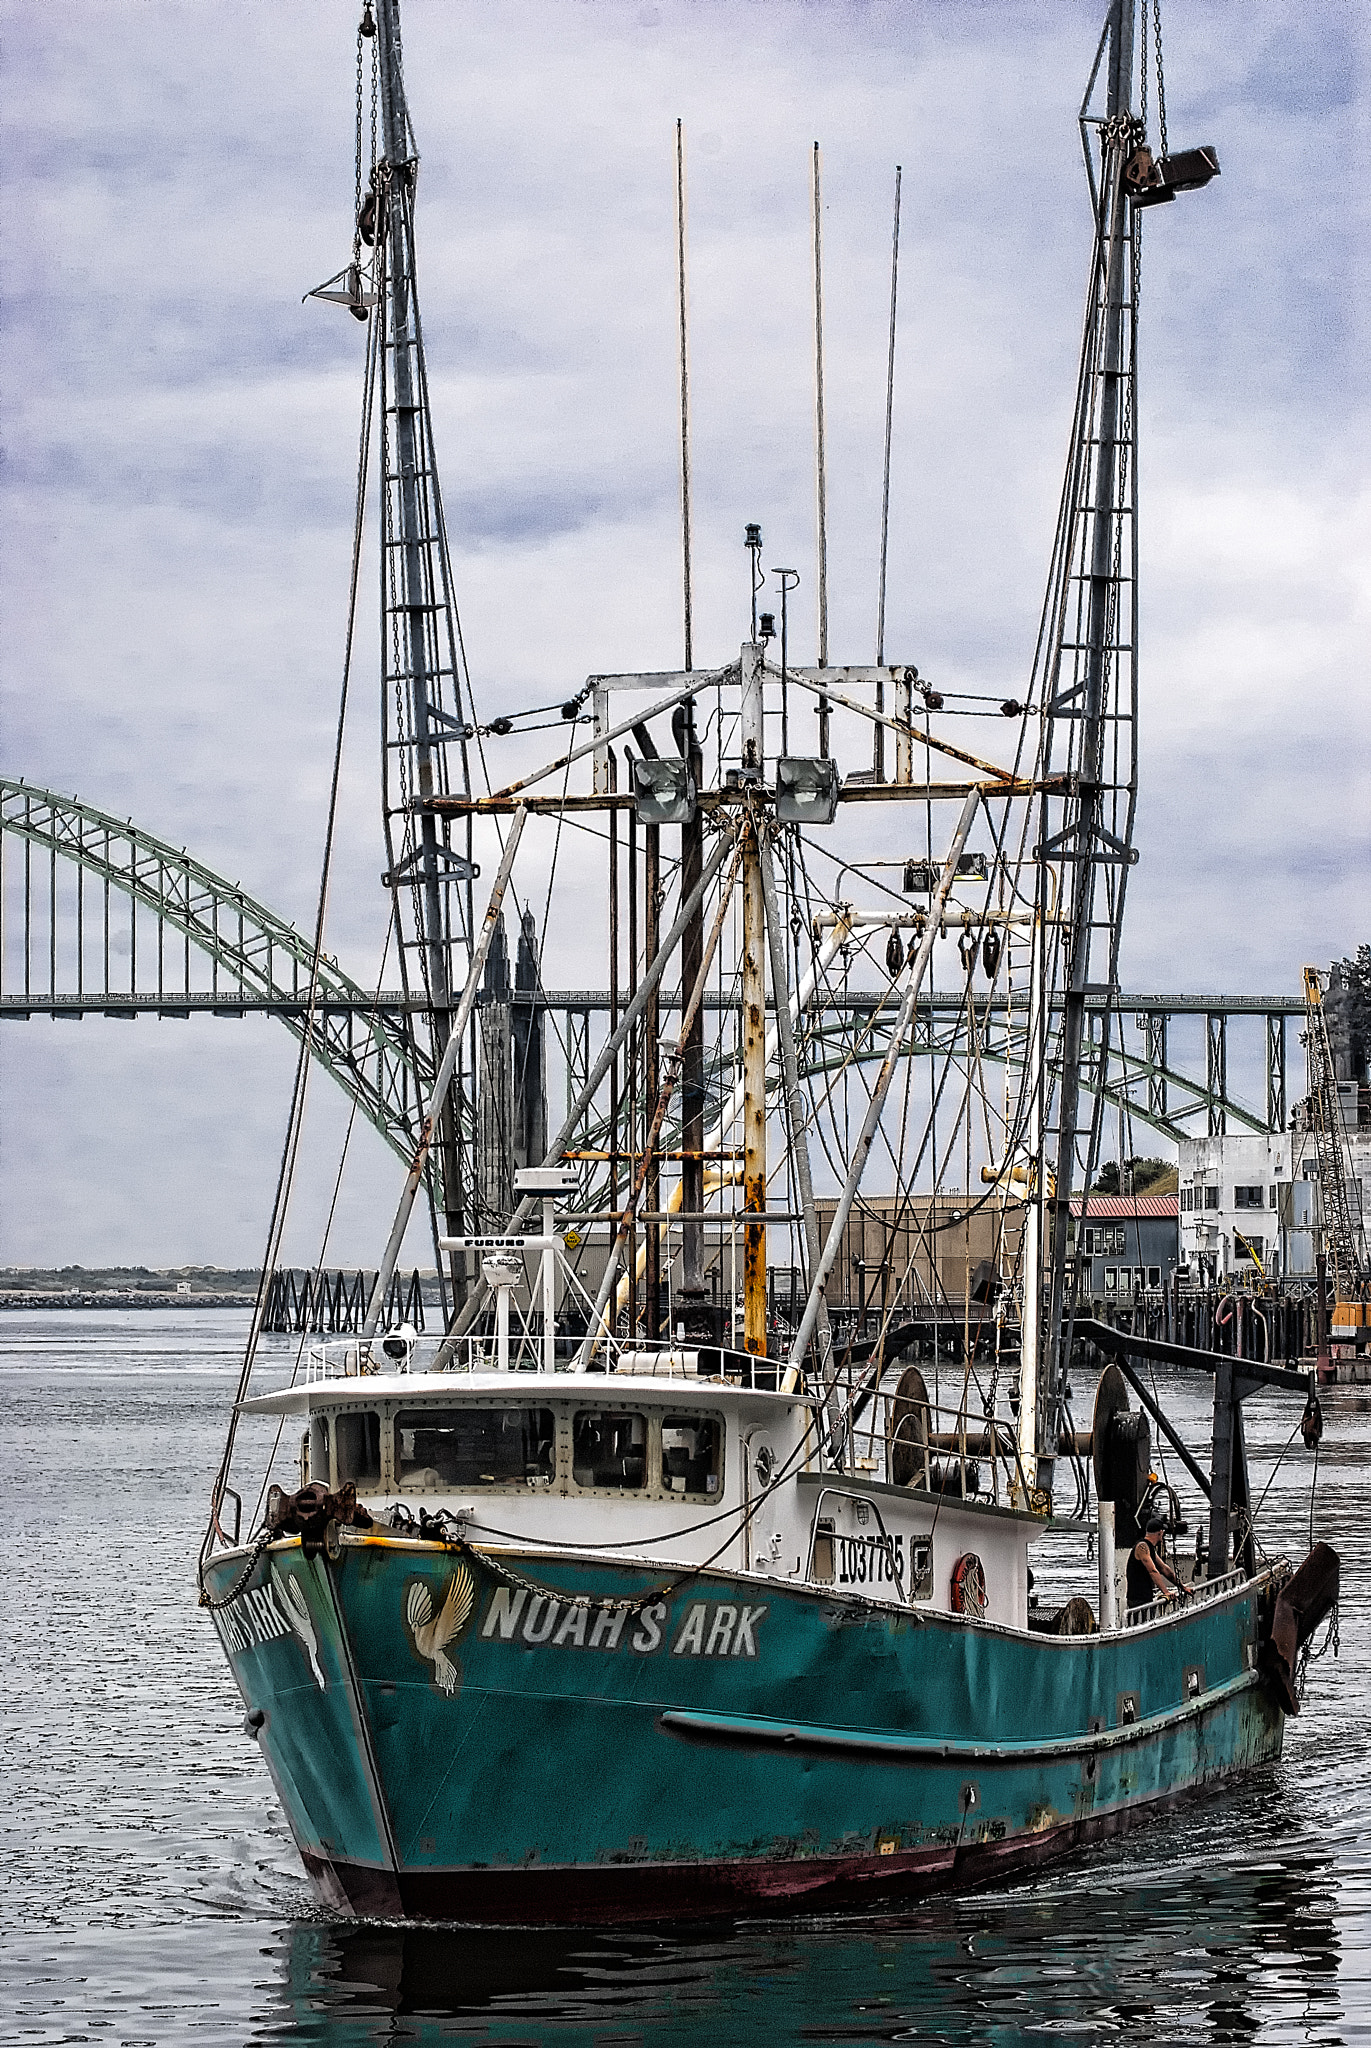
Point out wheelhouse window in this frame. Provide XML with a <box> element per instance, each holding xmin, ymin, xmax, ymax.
<box><xmin>572</xmin><ymin>1410</ymin><xmax>647</xmax><ymax>1491</ymax></box>
<box><xmin>396</xmin><ymin>1406</ymin><xmax>555</xmax><ymax>1490</ymax></box>
<box><xmin>661</xmin><ymin>1414</ymin><xmax>722</xmax><ymax>1497</ymax></box>
<box><xmin>307</xmin><ymin>1414</ymin><xmax>330</xmax><ymax>1486</ymax></box>
<box><xmin>334</xmin><ymin>1409</ymin><xmax>381</xmax><ymax>1489</ymax></box>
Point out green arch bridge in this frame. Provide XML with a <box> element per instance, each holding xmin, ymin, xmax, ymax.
<box><xmin>1</xmin><ymin>776</ymin><xmax>1300</xmax><ymax>1158</ymax></box>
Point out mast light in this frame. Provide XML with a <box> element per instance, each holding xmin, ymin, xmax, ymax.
<box><xmin>775</xmin><ymin>756</ymin><xmax>840</xmax><ymax>825</ymax></box>
<box><xmin>1127</xmin><ymin>144</ymin><xmax>1220</xmax><ymax>209</ymax></box>
<box><xmin>632</xmin><ymin>755</ymin><xmax>697</xmax><ymax>826</ymax></box>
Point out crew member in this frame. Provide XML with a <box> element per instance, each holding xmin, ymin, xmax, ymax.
<box><xmin>1126</xmin><ymin>1507</ymin><xmax>1187</xmax><ymax>1615</ymax></box>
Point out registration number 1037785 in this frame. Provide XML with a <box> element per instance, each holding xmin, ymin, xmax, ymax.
<box><xmin>829</xmin><ymin>1529</ymin><xmax>931</xmax><ymax>1592</ymax></box>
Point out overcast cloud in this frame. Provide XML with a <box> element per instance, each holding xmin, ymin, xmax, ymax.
<box><xmin>1</xmin><ymin>0</ymin><xmax>1366</xmax><ymax>1266</ymax></box>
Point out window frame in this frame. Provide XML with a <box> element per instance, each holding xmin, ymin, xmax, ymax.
<box><xmin>569</xmin><ymin>1406</ymin><xmax>653</xmax><ymax>1497</ymax></box>
<box><xmin>330</xmin><ymin>1402</ymin><xmax>385</xmax><ymax>1492</ymax></box>
<box><xmin>392</xmin><ymin>1399</ymin><xmax>559</xmax><ymax>1495</ymax></box>
<box><xmin>311</xmin><ymin>1398</ymin><xmax>734</xmax><ymax>1504</ymax></box>
<box><xmin>659</xmin><ymin>1410</ymin><xmax>727</xmax><ymax>1502</ymax></box>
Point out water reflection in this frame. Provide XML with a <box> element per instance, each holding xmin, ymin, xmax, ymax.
<box><xmin>268</xmin><ymin>1800</ymin><xmax>1345</xmax><ymax>2045</ymax></box>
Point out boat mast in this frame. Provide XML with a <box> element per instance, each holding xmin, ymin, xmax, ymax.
<box><xmin>1031</xmin><ymin>0</ymin><xmax>1141</xmax><ymax>1497</ymax></box>
<box><xmin>372</xmin><ymin>0</ymin><xmax>476</xmax><ymax>1299</ymax></box>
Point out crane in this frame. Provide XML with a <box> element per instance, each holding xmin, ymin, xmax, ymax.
<box><xmin>1301</xmin><ymin>966</ymin><xmax>1369</xmax><ymax>1300</ymax></box>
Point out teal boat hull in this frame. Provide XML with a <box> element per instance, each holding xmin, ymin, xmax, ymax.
<box><xmin>207</xmin><ymin>1535</ymin><xmax>1284</xmax><ymax>1922</ymax></box>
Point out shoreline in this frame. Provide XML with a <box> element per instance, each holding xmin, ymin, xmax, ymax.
<box><xmin>0</xmin><ymin>1291</ymin><xmax>257</xmax><ymax>1311</ymax></box>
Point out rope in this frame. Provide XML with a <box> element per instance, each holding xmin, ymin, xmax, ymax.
<box><xmin>198</xmin><ymin>279</ymin><xmax>381</xmax><ymax>1598</ymax></box>
<box><xmin>249</xmin><ymin>909</ymin><xmax>400</xmax><ymax>1528</ymax></box>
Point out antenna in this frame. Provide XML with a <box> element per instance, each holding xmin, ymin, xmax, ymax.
<box><xmin>876</xmin><ymin>165</ymin><xmax>902</xmax><ymax>670</ymax></box>
<box><xmin>675</xmin><ymin>119</ymin><xmax>694</xmax><ymax>673</ymax></box>
<box><xmin>812</xmin><ymin>142</ymin><xmax>830</xmax><ymax>757</ymax></box>
<box><xmin>873</xmin><ymin>164</ymin><xmax>903</xmax><ymax>783</ymax></box>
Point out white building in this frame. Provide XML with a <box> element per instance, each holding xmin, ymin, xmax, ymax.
<box><xmin>1177</xmin><ymin>1112</ymin><xmax>1371</xmax><ymax>1283</ymax></box>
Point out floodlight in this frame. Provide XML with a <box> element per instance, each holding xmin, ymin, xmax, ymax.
<box><xmin>632</xmin><ymin>755</ymin><xmax>696</xmax><ymax>826</ymax></box>
<box><xmin>775</xmin><ymin>756</ymin><xmax>841</xmax><ymax>825</ymax></box>
<box><xmin>902</xmin><ymin>852</ymin><xmax>989</xmax><ymax>892</ymax></box>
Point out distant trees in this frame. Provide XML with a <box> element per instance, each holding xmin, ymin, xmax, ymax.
<box><xmin>1329</xmin><ymin>944</ymin><xmax>1370</xmax><ymax>1082</ymax></box>
<box><xmin>1090</xmin><ymin>1156</ymin><xmax>1177</xmax><ymax>1197</ymax></box>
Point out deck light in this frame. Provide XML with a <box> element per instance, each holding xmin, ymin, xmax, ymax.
<box><xmin>776</xmin><ymin>756</ymin><xmax>840</xmax><ymax>825</ymax></box>
<box><xmin>381</xmin><ymin>1320</ymin><xmax>418</xmax><ymax>1366</ymax></box>
<box><xmin>632</xmin><ymin>754</ymin><xmax>697</xmax><ymax>826</ymax></box>
<box><xmin>902</xmin><ymin>852</ymin><xmax>988</xmax><ymax>892</ymax></box>
<box><xmin>1128</xmin><ymin>144</ymin><xmax>1220</xmax><ymax>209</ymax></box>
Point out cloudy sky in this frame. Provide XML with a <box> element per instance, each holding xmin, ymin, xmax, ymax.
<box><xmin>1</xmin><ymin>0</ymin><xmax>1366</xmax><ymax>1268</ymax></box>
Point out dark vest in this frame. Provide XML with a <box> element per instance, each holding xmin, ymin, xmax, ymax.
<box><xmin>1126</xmin><ymin>1546</ymin><xmax>1157</xmax><ymax>1609</ymax></box>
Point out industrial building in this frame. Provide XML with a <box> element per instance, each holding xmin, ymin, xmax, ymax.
<box><xmin>1178</xmin><ymin>1091</ymin><xmax>1371</xmax><ymax>1284</ymax></box>
<box><xmin>1069</xmin><ymin>1194</ymin><xmax>1178</xmax><ymax>1304</ymax></box>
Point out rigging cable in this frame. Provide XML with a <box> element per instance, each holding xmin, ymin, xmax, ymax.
<box><xmin>200</xmin><ymin>293</ymin><xmax>382</xmax><ymax>1592</ymax></box>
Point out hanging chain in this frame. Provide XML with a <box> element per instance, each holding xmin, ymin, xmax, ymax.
<box><xmin>1297</xmin><ymin>1601</ymin><xmax>1340</xmax><ymax>1704</ymax></box>
<box><xmin>1153</xmin><ymin>0</ymin><xmax>1169</xmax><ymax>160</ymax></box>
<box><xmin>354</xmin><ymin>23</ymin><xmax>365</xmax><ymax>232</ymax></box>
<box><xmin>1139</xmin><ymin>0</ymin><xmax>1148</xmax><ymax>142</ymax></box>
<box><xmin>199</xmin><ymin>1526</ymin><xmax>273</xmax><ymax>1611</ymax></box>
<box><xmin>371</xmin><ymin>24</ymin><xmax>379</xmax><ymax>174</ymax></box>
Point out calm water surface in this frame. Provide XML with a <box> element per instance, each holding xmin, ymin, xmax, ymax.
<box><xmin>1</xmin><ymin>1311</ymin><xmax>1367</xmax><ymax>2045</ymax></box>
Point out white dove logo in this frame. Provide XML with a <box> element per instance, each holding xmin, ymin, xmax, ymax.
<box><xmin>405</xmin><ymin>1570</ymin><xmax>475</xmax><ymax>1695</ymax></box>
<box><xmin>276</xmin><ymin>1569</ymin><xmax>327</xmax><ymax>1690</ymax></box>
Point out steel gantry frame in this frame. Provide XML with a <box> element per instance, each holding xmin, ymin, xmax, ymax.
<box><xmin>2</xmin><ymin>779</ymin><xmax>1302</xmax><ymax>1164</ymax></box>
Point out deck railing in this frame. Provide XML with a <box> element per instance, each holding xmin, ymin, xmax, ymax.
<box><xmin>1122</xmin><ymin>1566</ymin><xmax>1249</xmax><ymax>1629</ymax></box>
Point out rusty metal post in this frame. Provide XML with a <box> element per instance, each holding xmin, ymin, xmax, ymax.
<box><xmin>1315</xmin><ymin>1250</ymin><xmax>1330</xmax><ymax>1380</ymax></box>
<box><xmin>608</xmin><ymin>751</ymin><xmax>620</xmax><ymax>1225</ymax></box>
<box><xmin>679</xmin><ymin>706</ymin><xmax>706</xmax><ymax>1310</ymax></box>
<box><xmin>740</xmin><ymin>642</ymin><xmax>767</xmax><ymax>1356</ymax></box>
<box><xmin>1206</xmin><ymin>1352</ymin><xmax>1234</xmax><ymax>1578</ymax></box>
<box><xmin>894</xmin><ymin>671</ymin><xmax>913</xmax><ymax>785</ymax></box>
<box><xmin>741</xmin><ymin>821</ymin><xmax>767</xmax><ymax>1356</ymax></box>
<box><xmin>361</xmin><ymin>807</ymin><xmax>528</xmax><ymax>1343</ymax></box>
<box><xmin>644</xmin><ymin>821</ymin><xmax>662</xmax><ymax>1339</ymax></box>
<box><xmin>627</xmin><ymin>802</ymin><xmax>639</xmax><ymax>1334</ymax></box>
<box><xmin>757</xmin><ymin>829</ymin><xmax>833</xmax><ymax>1391</ymax></box>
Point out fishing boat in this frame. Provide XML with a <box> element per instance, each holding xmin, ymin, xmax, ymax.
<box><xmin>200</xmin><ymin>0</ymin><xmax>1339</xmax><ymax>1923</ymax></box>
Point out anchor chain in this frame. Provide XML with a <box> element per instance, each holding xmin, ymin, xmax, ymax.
<box><xmin>382</xmin><ymin>1505</ymin><xmax>698</xmax><ymax>1617</ymax></box>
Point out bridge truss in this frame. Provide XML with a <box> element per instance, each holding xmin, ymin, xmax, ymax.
<box><xmin>3</xmin><ymin>780</ymin><xmax>1298</xmax><ymax>1177</ymax></box>
<box><xmin>0</xmin><ymin>778</ymin><xmax>433</xmax><ymax>1170</ymax></box>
